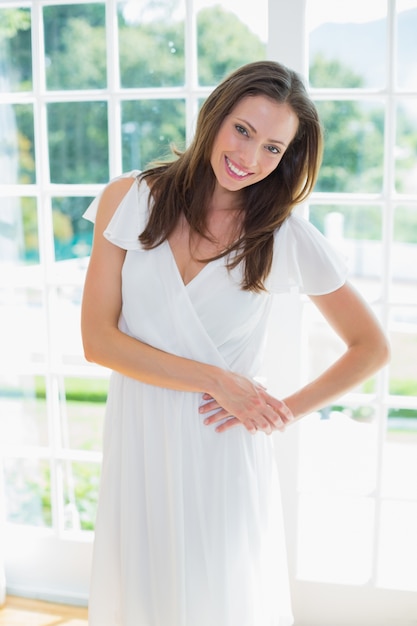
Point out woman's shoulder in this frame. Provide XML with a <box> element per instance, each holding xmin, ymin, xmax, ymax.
<box><xmin>268</xmin><ymin>212</ymin><xmax>348</xmax><ymax>295</ymax></box>
<box><xmin>84</xmin><ymin>170</ymin><xmax>151</xmax><ymax>250</ymax></box>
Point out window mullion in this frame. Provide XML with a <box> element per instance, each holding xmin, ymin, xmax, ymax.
<box><xmin>106</xmin><ymin>0</ymin><xmax>122</xmax><ymax>177</ymax></box>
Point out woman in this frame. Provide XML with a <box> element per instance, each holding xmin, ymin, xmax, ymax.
<box><xmin>81</xmin><ymin>61</ymin><xmax>389</xmax><ymax>626</ymax></box>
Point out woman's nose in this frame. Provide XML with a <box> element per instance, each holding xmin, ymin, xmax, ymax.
<box><xmin>240</xmin><ymin>143</ymin><xmax>260</xmax><ymax>169</ymax></box>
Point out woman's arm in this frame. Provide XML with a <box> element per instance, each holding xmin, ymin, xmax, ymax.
<box><xmin>201</xmin><ymin>281</ymin><xmax>390</xmax><ymax>432</ymax></box>
<box><xmin>283</xmin><ymin>281</ymin><xmax>390</xmax><ymax>419</ymax></box>
<box><xmin>81</xmin><ymin>177</ymin><xmax>292</xmax><ymax>433</ymax></box>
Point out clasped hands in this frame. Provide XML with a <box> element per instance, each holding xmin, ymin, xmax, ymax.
<box><xmin>198</xmin><ymin>373</ymin><xmax>294</xmax><ymax>435</ymax></box>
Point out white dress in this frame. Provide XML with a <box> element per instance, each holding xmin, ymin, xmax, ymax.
<box><xmin>84</xmin><ymin>171</ymin><xmax>347</xmax><ymax>626</ymax></box>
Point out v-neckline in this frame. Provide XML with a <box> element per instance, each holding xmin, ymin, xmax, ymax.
<box><xmin>165</xmin><ymin>240</ymin><xmax>218</xmax><ymax>288</ymax></box>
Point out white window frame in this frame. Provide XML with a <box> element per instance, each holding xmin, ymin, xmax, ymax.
<box><xmin>269</xmin><ymin>2</ymin><xmax>417</xmax><ymax>625</ymax></box>
<box><xmin>1</xmin><ymin>2</ymin><xmax>416</xmax><ymax>624</ymax></box>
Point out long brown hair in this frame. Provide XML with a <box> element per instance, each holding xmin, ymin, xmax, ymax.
<box><xmin>139</xmin><ymin>60</ymin><xmax>323</xmax><ymax>291</ymax></box>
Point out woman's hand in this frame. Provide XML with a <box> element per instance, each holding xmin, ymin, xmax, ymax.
<box><xmin>199</xmin><ymin>373</ymin><xmax>294</xmax><ymax>434</ymax></box>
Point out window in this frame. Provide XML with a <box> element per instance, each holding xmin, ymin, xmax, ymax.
<box><xmin>1</xmin><ymin>1</ymin><xmax>416</xmax><ymax>622</ymax></box>
<box><xmin>0</xmin><ymin>0</ymin><xmax>267</xmax><ymax>602</ymax></box>
<box><xmin>271</xmin><ymin>1</ymin><xmax>417</xmax><ymax>623</ymax></box>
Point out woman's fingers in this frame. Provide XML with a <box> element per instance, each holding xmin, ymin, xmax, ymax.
<box><xmin>199</xmin><ymin>376</ymin><xmax>295</xmax><ymax>435</ymax></box>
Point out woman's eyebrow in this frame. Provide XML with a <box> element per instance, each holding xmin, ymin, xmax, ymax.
<box><xmin>236</xmin><ymin>117</ymin><xmax>288</xmax><ymax>147</ymax></box>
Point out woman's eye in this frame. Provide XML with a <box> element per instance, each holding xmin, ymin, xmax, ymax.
<box><xmin>235</xmin><ymin>124</ymin><xmax>248</xmax><ymax>136</ymax></box>
<box><xmin>267</xmin><ymin>145</ymin><xmax>280</xmax><ymax>155</ymax></box>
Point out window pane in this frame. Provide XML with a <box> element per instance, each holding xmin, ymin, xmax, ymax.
<box><xmin>0</xmin><ymin>197</ymin><xmax>39</xmax><ymax>264</ymax></box>
<box><xmin>392</xmin><ymin>206</ymin><xmax>417</xmax><ymax>304</ymax></box>
<box><xmin>396</xmin><ymin>100</ymin><xmax>417</xmax><ymax>194</ymax></box>
<box><xmin>44</xmin><ymin>3</ymin><xmax>106</xmax><ymax>90</ymax></box>
<box><xmin>389</xmin><ymin>307</ymin><xmax>417</xmax><ymax>397</ymax></box>
<box><xmin>52</xmin><ymin>196</ymin><xmax>94</xmax><ymax>261</ymax></box>
<box><xmin>298</xmin><ymin>412</ymin><xmax>378</xmax><ymax>496</ymax></box>
<box><xmin>308</xmin><ymin>0</ymin><xmax>387</xmax><ymax>89</ymax></box>
<box><xmin>47</xmin><ymin>284</ymin><xmax>86</xmax><ymax>368</ymax></box>
<box><xmin>397</xmin><ymin>1</ymin><xmax>417</xmax><ymax>90</ymax></box>
<box><xmin>309</xmin><ymin>204</ymin><xmax>383</xmax><ymax>302</ymax></box>
<box><xmin>297</xmin><ymin>493</ymin><xmax>375</xmax><ymax>584</ymax></box>
<box><xmin>48</xmin><ymin>101</ymin><xmax>109</xmax><ymax>184</ymax></box>
<box><xmin>394</xmin><ymin>205</ymin><xmax>417</xmax><ymax>246</ymax></box>
<box><xmin>0</xmin><ymin>104</ymin><xmax>35</xmax><ymax>184</ymax></box>
<box><xmin>122</xmin><ymin>99</ymin><xmax>186</xmax><ymax>170</ymax></box>
<box><xmin>0</xmin><ymin>375</ymin><xmax>48</xmax><ymax>447</ymax></box>
<box><xmin>0</xmin><ymin>285</ymin><xmax>47</xmax><ymax>366</ymax></box>
<box><xmin>0</xmin><ymin>8</ymin><xmax>32</xmax><ymax>92</ymax></box>
<box><xmin>197</xmin><ymin>3</ymin><xmax>266</xmax><ymax>86</ymax></box>
<box><xmin>315</xmin><ymin>101</ymin><xmax>384</xmax><ymax>193</ymax></box>
<box><xmin>63</xmin><ymin>461</ymin><xmax>100</xmax><ymax>531</ymax></box>
<box><xmin>4</xmin><ymin>458</ymin><xmax>52</xmax><ymax>528</ymax></box>
<box><xmin>61</xmin><ymin>376</ymin><xmax>107</xmax><ymax>451</ymax></box>
<box><xmin>382</xmin><ymin>421</ymin><xmax>417</xmax><ymax>499</ymax></box>
<box><xmin>377</xmin><ymin>501</ymin><xmax>417</xmax><ymax>591</ymax></box>
<box><xmin>118</xmin><ymin>0</ymin><xmax>185</xmax><ymax>88</ymax></box>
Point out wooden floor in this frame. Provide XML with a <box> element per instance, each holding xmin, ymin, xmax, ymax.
<box><xmin>0</xmin><ymin>596</ymin><xmax>88</xmax><ymax>626</ymax></box>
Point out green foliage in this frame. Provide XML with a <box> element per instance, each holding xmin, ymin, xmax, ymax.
<box><xmin>119</xmin><ymin>19</ymin><xmax>185</xmax><ymax>87</ymax></box>
<box><xmin>315</xmin><ymin>98</ymin><xmax>385</xmax><ymax>193</ymax></box>
<box><xmin>390</xmin><ymin>378</ymin><xmax>417</xmax><ymax>397</ymax></box>
<box><xmin>63</xmin><ymin>377</ymin><xmax>109</xmax><ymax>403</ymax></box>
<box><xmin>48</xmin><ymin>101</ymin><xmax>109</xmax><ymax>184</ymax></box>
<box><xmin>43</xmin><ymin>4</ymin><xmax>106</xmax><ymax>89</ymax></box>
<box><xmin>309</xmin><ymin>53</ymin><xmax>363</xmax><ymax>88</ymax></box>
<box><xmin>310</xmin><ymin>204</ymin><xmax>382</xmax><ymax>240</ymax></box>
<box><xmin>0</xmin><ymin>7</ymin><xmax>32</xmax><ymax>90</ymax></box>
<box><xmin>70</xmin><ymin>462</ymin><xmax>101</xmax><ymax>531</ymax></box>
<box><xmin>197</xmin><ymin>6</ymin><xmax>266</xmax><ymax>86</ymax></box>
<box><xmin>394</xmin><ymin>206</ymin><xmax>417</xmax><ymax>243</ymax></box>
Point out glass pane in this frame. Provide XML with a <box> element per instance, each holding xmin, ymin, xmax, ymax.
<box><xmin>61</xmin><ymin>376</ymin><xmax>107</xmax><ymax>451</ymax></box>
<box><xmin>45</xmin><ymin>284</ymin><xmax>85</xmax><ymax>368</ymax></box>
<box><xmin>47</xmin><ymin>101</ymin><xmax>109</xmax><ymax>184</ymax></box>
<box><xmin>197</xmin><ymin>2</ymin><xmax>266</xmax><ymax>86</ymax></box>
<box><xmin>0</xmin><ymin>104</ymin><xmax>35</xmax><ymax>184</ymax></box>
<box><xmin>0</xmin><ymin>7</ymin><xmax>32</xmax><ymax>92</ymax></box>
<box><xmin>388</xmin><ymin>307</ymin><xmax>417</xmax><ymax>397</ymax></box>
<box><xmin>392</xmin><ymin>206</ymin><xmax>417</xmax><ymax>305</ymax></box>
<box><xmin>315</xmin><ymin>100</ymin><xmax>384</xmax><ymax>193</ymax></box>
<box><xmin>4</xmin><ymin>458</ymin><xmax>52</xmax><ymax>527</ymax></box>
<box><xmin>44</xmin><ymin>3</ymin><xmax>106</xmax><ymax>90</ymax></box>
<box><xmin>297</xmin><ymin>493</ymin><xmax>374</xmax><ymax>584</ymax></box>
<box><xmin>309</xmin><ymin>203</ymin><xmax>383</xmax><ymax>300</ymax></box>
<box><xmin>63</xmin><ymin>461</ymin><xmax>100</xmax><ymax>531</ymax></box>
<box><xmin>396</xmin><ymin>100</ymin><xmax>417</xmax><ymax>194</ymax></box>
<box><xmin>0</xmin><ymin>197</ymin><xmax>39</xmax><ymax>264</ymax></box>
<box><xmin>118</xmin><ymin>0</ymin><xmax>185</xmax><ymax>88</ymax></box>
<box><xmin>52</xmin><ymin>197</ymin><xmax>94</xmax><ymax>261</ymax></box>
<box><xmin>308</xmin><ymin>0</ymin><xmax>387</xmax><ymax>89</ymax></box>
<box><xmin>382</xmin><ymin>420</ymin><xmax>417</xmax><ymax>499</ymax></box>
<box><xmin>122</xmin><ymin>99</ymin><xmax>186</xmax><ymax>170</ymax></box>
<box><xmin>0</xmin><ymin>375</ymin><xmax>48</xmax><ymax>447</ymax></box>
<box><xmin>377</xmin><ymin>501</ymin><xmax>417</xmax><ymax>591</ymax></box>
<box><xmin>298</xmin><ymin>412</ymin><xmax>378</xmax><ymax>496</ymax></box>
<box><xmin>0</xmin><ymin>285</ymin><xmax>47</xmax><ymax>366</ymax></box>
<box><xmin>397</xmin><ymin>1</ymin><xmax>417</xmax><ymax>90</ymax></box>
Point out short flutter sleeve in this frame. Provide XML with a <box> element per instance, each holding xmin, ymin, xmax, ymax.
<box><xmin>83</xmin><ymin>170</ymin><xmax>150</xmax><ymax>250</ymax></box>
<box><xmin>267</xmin><ymin>213</ymin><xmax>348</xmax><ymax>295</ymax></box>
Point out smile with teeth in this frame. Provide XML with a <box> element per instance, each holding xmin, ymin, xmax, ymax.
<box><xmin>225</xmin><ymin>157</ymin><xmax>251</xmax><ymax>178</ymax></box>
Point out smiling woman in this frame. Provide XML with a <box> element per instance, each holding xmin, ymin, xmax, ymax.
<box><xmin>209</xmin><ymin>96</ymin><xmax>298</xmax><ymax>190</ymax></box>
<box><xmin>1</xmin><ymin>1</ymin><xmax>414</xmax><ymax>624</ymax></box>
<box><xmin>80</xmin><ymin>60</ymin><xmax>388</xmax><ymax>626</ymax></box>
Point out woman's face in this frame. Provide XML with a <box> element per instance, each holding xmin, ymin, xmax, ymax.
<box><xmin>210</xmin><ymin>94</ymin><xmax>299</xmax><ymax>194</ymax></box>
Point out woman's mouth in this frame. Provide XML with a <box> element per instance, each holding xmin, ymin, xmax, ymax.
<box><xmin>225</xmin><ymin>156</ymin><xmax>251</xmax><ymax>179</ymax></box>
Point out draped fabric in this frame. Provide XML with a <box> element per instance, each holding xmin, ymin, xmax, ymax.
<box><xmin>84</xmin><ymin>172</ymin><xmax>347</xmax><ymax>626</ymax></box>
